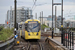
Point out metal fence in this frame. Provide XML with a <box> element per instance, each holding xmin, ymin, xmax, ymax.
<box><xmin>63</xmin><ymin>31</ymin><xmax>74</xmax><ymax>50</ymax></box>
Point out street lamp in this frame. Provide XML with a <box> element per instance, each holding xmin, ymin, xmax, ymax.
<box><xmin>52</xmin><ymin>0</ymin><xmax>63</xmax><ymax>44</ymax></box>
<box><xmin>14</xmin><ymin>0</ymin><xmax>17</xmax><ymax>35</ymax></box>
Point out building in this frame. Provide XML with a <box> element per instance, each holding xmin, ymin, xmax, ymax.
<box><xmin>39</xmin><ymin>17</ymin><xmax>53</xmax><ymax>25</ymax></box>
<box><xmin>39</xmin><ymin>17</ymin><xmax>47</xmax><ymax>25</ymax></box>
<box><xmin>43</xmin><ymin>15</ymin><xmax>66</xmax><ymax>28</ymax></box>
<box><xmin>44</xmin><ymin>19</ymin><xmax>75</xmax><ymax>28</ymax></box>
<box><xmin>39</xmin><ymin>15</ymin><xmax>75</xmax><ymax>28</ymax></box>
<box><xmin>56</xmin><ymin>16</ymin><xmax>65</xmax><ymax>28</ymax></box>
<box><xmin>6</xmin><ymin>7</ymin><xmax>33</xmax><ymax>28</ymax></box>
<box><xmin>56</xmin><ymin>19</ymin><xmax>75</xmax><ymax>28</ymax></box>
<box><xmin>64</xmin><ymin>20</ymin><xmax>75</xmax><ymax>28</ymax></box>
<box><xmin>45</xmin><ymin>21</ymin><xmax>55</xmax><ymax>28</ymax></box>
<box><xmin>57</xmin><ymin>16</ymin><xmax>61</xmax><ymax>21</ymax></box>
<box><xmin>39</xmin><ymin>16</ymin><xmax>55</xmax><ymax>28</ymax></box>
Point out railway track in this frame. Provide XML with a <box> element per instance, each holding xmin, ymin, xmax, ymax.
<box><xmin>27</xmin><ymin>42</ymin><xmax>43</xmax><ymax>50</ymax></box>
<box><xmin>12</xmin><ymin>36</ymin><xmax>51</xmax><ymax>50</ymax></box>
<box><xmin>21</xmin><ymin>38</ymin><xmax>43</xmax><ymax>50</ymax></box>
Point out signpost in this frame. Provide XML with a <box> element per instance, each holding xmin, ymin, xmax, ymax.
<box><xmin>7</xmin><ymin>21</ymin><xmax>8</xmax><ymax>24</ymax></box>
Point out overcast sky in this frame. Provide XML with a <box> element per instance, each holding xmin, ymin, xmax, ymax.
<box><xmin>0</xmin><ymin>0</ymin><xmax>75</xmax><ymax>24</ymax></box>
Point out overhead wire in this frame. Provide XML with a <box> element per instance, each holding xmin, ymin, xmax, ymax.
<box><xmin>32</xmin><ymin>0</ymin><xmax>37</xmax><ymax>10</ymax></box>
<box><xmin>17</xmin><ymin>0</ymin><xmax>49</xmax><ymax>11</ymax></box>
<box><xmin>32</xmin><ymin>3</ymin><xmax>48</xmax><ymax>11</ymax></box>
<box><xmin>64</xmin><ymin>10</ymin><xmax>75</xmax><ymax>17</ymax></box>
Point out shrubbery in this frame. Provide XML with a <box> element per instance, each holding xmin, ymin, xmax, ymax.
<box><xmin>0</xmin><ymin>26</ymin><xmax>3</xmax><ymax>31</ymax></box>
<box><xmin>58</xmin><ymin>28</ymin><xmax>75</xmax><ymax>31</ymax></box>
<box><xmin>41</xmin><ymin>24</ymin><xmax>49</xmax><ymax>30</ymax></box>
<box><xmin>0</xmin><ymin>27</ymin><xmax>14</xmax><ymax>41</ymax></box>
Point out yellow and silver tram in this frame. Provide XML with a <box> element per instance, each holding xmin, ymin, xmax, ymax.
<box><xmin>19</xmin><ymin>19</ymin><xmax>41</xmax><ymax>40</ymax></box>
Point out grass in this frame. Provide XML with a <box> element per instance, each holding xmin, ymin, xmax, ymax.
<box><xmin>0</xmin><ymin>28</ymin><xmax>14</xmax><ymax>41</ymax></box>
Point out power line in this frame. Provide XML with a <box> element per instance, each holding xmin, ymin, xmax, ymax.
<box><xmin>32</xmin><ymin>3</ymin><xmax>48</xmax><ymax>11</ymax></box>
<box><xmin>36</xmin><ymin>3</ymin><xmax>48</xmax><ymax>6</ymax></box>
<box><xmin>32</xmin><ymin>0</ymin><xmax>37</xmax><ymax>10</ymax></box>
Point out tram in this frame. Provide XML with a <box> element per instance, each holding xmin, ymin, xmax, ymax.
<box><xmin>19</xmin><ymin>19</ymin><xmax>41</xmax><ymax>40</ymax></box>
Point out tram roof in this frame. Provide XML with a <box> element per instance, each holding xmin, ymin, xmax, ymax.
<box><xmin>25</xmin><ymin>19</ymin><xmax>40</xmax><ymax>23</ymax></box>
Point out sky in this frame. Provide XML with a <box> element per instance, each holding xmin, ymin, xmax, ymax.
<box><xmin>0</xmin><ymin>0</ymin><xmax>75</xmax><ymax>24</ymax></box>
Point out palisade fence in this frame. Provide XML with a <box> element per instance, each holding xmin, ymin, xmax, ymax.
<box><xmin>63</xmin><ymin>31</ymin><xmax>74</xmax><ymax>50</ymax></box>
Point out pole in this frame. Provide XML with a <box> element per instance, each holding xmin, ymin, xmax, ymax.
<box><xmin>52</xmin><ymin>0</ymin><xmax>53</xmax><ymax>38</ymax></box>
<box><xmin>40</xmin><ymin>12</ymin><xmax>41</xmax><ymax>25</ymax></box>
<box><xmin>28</xmin><ymin>8</ymin><xmax>30</xmax><ymax>19</ymax></box>
<box><xmin>40</xmin><ymin>12</ymin><xmax>42</xmax><ymax>30</ymax></box>
<box><xmin>10</xmin><ymin>6</ymin><xmax>12</xmax><ymax>29</ymax></box>
<box><xmin>42</xmin><ymin>11</ymin><xmax>43</xmax><ymax>25</ymax></box>
<box><xmin>14</xmin><ymin>0</ymin><xmax>17</xmax><ymax>35</ymax></box>
<box><xmin>61</xmin><ymin>0</ymin><xmax>63</xmax><ymax>44</ymax></box>
<box><xmin>42</xmin><ymin>11</ymin><xmax>43</xmax><ymax>30</ymax></box>
<box><xmin>55</xmin><ymin>6</ymin><xmax>57</xmax><ymax>33</ymax></box>
<box><xmin>25</xmin><ymin>9</ymin><xmax>26</xmax><ymax>21</ymax></box>
<box><xmin>35</xmin><ymin>13</ymin><xmax>37</xmax><ymax>19</ymax></box>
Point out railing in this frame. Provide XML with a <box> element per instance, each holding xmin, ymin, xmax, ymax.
<box><xmin>63</xmin><ymin>31</ymin><xmax>74</xmax><ymax>50</ymax></box>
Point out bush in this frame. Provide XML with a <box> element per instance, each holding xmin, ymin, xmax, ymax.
<box><xmin>41</xmin><ymin>24</ymin><xmax>49</xmax><ymax>30</ymax></box>
<box><xmin>58</xmin><ymin>28</ymin><xmax>75</xmax><ymax>31</ymax></box>
<box><xmin>0</xmin><ymin>26</ymin><xmax>3</xmax><ymax>31</ymax></box>
<box><xmin>0</xmin><ymin>27</ymin><xmax>14</xmax><ymax>41</ymax></box>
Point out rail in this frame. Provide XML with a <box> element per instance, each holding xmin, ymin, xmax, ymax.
<box><xmin>0</xmin><ymin>38</ymin><xmax>14</xmax><ymax>50</ymax></box>
<box><xmin>27</xmin><ymin>42</ymin><xmax>43</xmax><ymax>50</ymax></box>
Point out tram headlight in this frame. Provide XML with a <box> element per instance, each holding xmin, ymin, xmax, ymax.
<box><xmin>36</xmin><ymin>33</ymin><xmax>38</xmax><ymax>35</ymax></box>
<box><xmin>28</xmin><ymin>32</ymin><xmax>30</xmax><ymax>35</ymax></box>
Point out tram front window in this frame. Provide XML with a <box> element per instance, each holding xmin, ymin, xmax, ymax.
<box><xmin>28</xmin><ymin>21</ymin><xmax>40</xmax><ymax>32</ymax></box>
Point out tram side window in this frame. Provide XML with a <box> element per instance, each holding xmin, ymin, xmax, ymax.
<box><xmin>39</xmin><ymin>23</ymin><xmax>41</xmax><ymax>30</ymax></box>
<box><xmin>38</xmin><ymin>23</ymin><xmax>41</xmax><ymax>31</ymax></box>
<box><xmin>25</xmin><ymin>24</ymin><xmax>27</xmax><ymax>31</ymax></box>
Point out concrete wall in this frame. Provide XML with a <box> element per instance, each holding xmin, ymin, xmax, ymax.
<box><xmin>45</xmin><ymin>37</ymin><xmax>69</xmax><ymax>50</ymax></box>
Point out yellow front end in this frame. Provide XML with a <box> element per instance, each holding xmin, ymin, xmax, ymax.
<box><xmin>25</xmin><ymin>31</ymin><xmax>41</xmax><ymax>39</ymax></box>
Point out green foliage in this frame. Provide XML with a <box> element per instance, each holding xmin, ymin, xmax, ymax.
<box><xmin>41</xmin><ymin>24</ymin><xmax>49</xmax><ymax>30</ymax></box>
<box><xmin>58</xmin><ymin>28</ymin><xmax>67</xmax><ymax>31</ymax></box>
<box><xmin>0</xmin><ymin>27</ymin><xmax>14</xmax><ymax>41</ymax></box>
<box><xmin>71</xmin><ymin>28</ymin><xmax>75</xmax><ymax>31</ymax></box>
<box><xmin>58</xmin><ymin>28</ymin><xmax>75</xmax><ymax>31</ymax></box>
<box><xmin>0</xmin><ymin>26</ymin><xmax>4</xmax><ymax>31</ymax></box>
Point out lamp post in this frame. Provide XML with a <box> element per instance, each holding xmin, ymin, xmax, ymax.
<box><xmin>52</xmin><ymin>0</ymin><xmax>53</xmax><ymax>39</ymax></box>
<box><xmin>61</xmin><ymin>0</ymin><xmax>63</xmax><ymax>44</ymax></box>
<box><xmin>14</xmin><ymin>0</ymin><xmax>17</xmax><ymax>35</ymax></box>
<box><xmin>14</xmin><ymin>0</ymin><xmax>20</xmax><ymax>44</ymax></box>
<box><xmin>40</xmin><ymin>12</ymin><xmax>41</xmax><ymax>25</ymax></box>
<box><xmin>55</xmin><ymin>6</ymin><xmax>57</xmax><ymax>34</ymax></box>
<box><xmin>52</xmin><ymin>0</ymin><xmax>63</xmax><ymax>44</ymax></box>
<box><xmin>35</xmin><ymin>13</ymin><xmax>37</xmax><ymax>19</ymax></box>
<box><xmin>42</xmin><ymin>11</ymin><xmax>43</xmax><ymax>30</ymax></box>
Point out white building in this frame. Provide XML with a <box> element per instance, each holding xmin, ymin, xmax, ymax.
<box><xmin>39</xmin><ymin>15</ymin><xmax>75</xmax><ymax>28</ymax></box>
<box><xmin>39</xmin><ymin>17</ymin><xmax>52</xmax><ymax>25</ymax></box>
<box><xmin>45</xmin><ymin>21</ymin><xmax>55</xmax><ymax>28</ymax></box>
<box><xmin>56</xmin><ymin>20</ymin><xmax>75</xmax><ymax>28</ymax></box>
<box><xmin>6</xmin><ymin>7</ymin><xmax>33</xmax><ymax>28</ymax></box>
<box><xmin>44</xmin><ymin>18</ymin><xmax>75</xmax><ymax>28</ymax></box>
